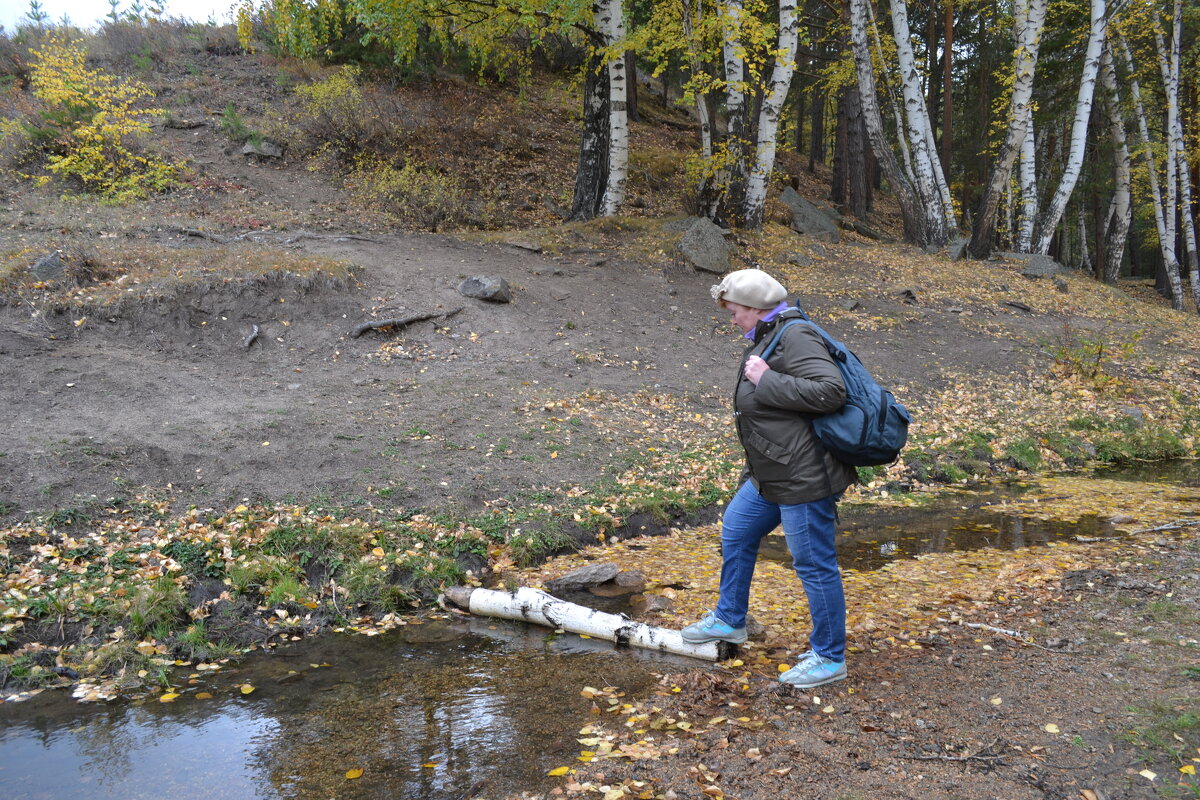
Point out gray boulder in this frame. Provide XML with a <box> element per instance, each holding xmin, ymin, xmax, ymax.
<box><xmin>779</xmin><ymin>187</ymin><xmax>841</xmax><ymax>243</ymax></box>
<box><xmin>242</xmin><ymin>139</ymin><xmax>283</xmax><ymax>159</ymax></box>
<box><xmin>1002</xmin><ymin>251</ymin><xmax>1067</xmax><ymax>278</ymax></box>
<box><xmin>458</xmin><ymin>275</ymin><xmax>512</xmax><ymax>303</ymax></box>
<box><xmin>679</xmin><ymin>216</ymin><xmax>732</xmax><ymax>274</ymax></box>
<box><xmin>545</xmin><ymin>563</ymin><xmax>620</xmax><ymax>594</ymax></box>
<box><xmin>31</xmin><ymin>252</ymin><xmax>66</xmax><ymax>281</ymax></box>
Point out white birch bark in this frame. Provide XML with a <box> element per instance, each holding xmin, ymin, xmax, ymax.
<box><xmin>1016</xmin><ymin>104</ymin><xmax>1037</xmax><ymax>251</ymax></box>
<box><xmin>867</xmin><ymin>0</ymin><xmax>914</xmax><ymax>182</ymax></box>
<box><xmin>967</xmin><ymin>0</ymin><xmax>1047</xmax><ymax>258</ymax></box>
<box><xmin>1004</xmin><ymin>176</ymin><xmax>1015</xmax><ymax>249</ymax></box>
<box><xmin>1077</xmin><ymin>207</ymin><xmax>1089</xmax><ymax>270</ymax></box>
<box><xmin>743</xmin><ymin>0</ymin><xmax>799</xmax><ymax>228</ymax></box>
<box><xmin>679</xmin><ymin>0</ymin><xmax>712</xmax><ymax>159</ymax></box>
<box><xmin>1157</xmin><ymin>0</ymin><xmax>1200</xmax><ymax>309</ymax></box>
<box><xmin>849</xmin><ymin>0</ymin><xmax>926</xmax><ymax>243</ymax></box>
<box><xmin>1119</xmin><ymin>35</ymin><xmax>1184</xmax><ymax>308</ymax></box>
<box><xmin>719</xmin><ymin>0</ymin><xmax>749</xmax><ymax>216</ymax></box>
<box><xmin>1032</xmin><ymin>0</ymin><xmax>1108</xmax><ymax>253</ymax></box>
<box><xmin>443</xmin><ymin>587</ymin><xmax>723</xmax><ymax>661</ymax></box>
<box><xmin>599</xmin><ymin>0</ymin><xmax>628</xmax><ymax>216</ymax></box>
<box><xmin>889</xmin><ymin>0</ymin><xmax>952</xmax><ymax>241</ymax></box>
<box><xmin>1098</xmin><ymin>40</ymin><xmax>1131</xmax><ymax>284</ymax></box>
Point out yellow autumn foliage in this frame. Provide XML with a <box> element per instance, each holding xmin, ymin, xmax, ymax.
<box><xmin>24</xmin><ymin>34</ymin><xmax>177</xmax><ymax>201</ymax></box>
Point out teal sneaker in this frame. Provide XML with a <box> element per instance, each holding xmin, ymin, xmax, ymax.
<box><xmin>680</xmin><ymin>611</ymin><xmax>747</xmax><ymax>644</ymax></box>
<box><xmin>779</xmin><ymin>652</ymin><xmax>846</xmax><ymax>689</ymax></box>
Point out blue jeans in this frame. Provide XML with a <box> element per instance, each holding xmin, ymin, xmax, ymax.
<box><xmin>713</xmin><ymin>480</ymin><xmax>845</xmax><ymax>661</ymax></box>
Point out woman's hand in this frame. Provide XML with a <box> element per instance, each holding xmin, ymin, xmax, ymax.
<box><xmin>744</xmin><ymin>355</ymin><xmax>770</xmax><ymax>385</ymax></box>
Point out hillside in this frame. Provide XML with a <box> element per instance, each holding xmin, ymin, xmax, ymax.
<box><xmin>1</xmin><ymin>29</ymin><xmax>1199</xmax><ymax>797</ymax></box>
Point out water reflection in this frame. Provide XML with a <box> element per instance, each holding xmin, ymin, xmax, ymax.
<box><xmin>760</xmin><ymin>493</ymin><xmax>1115</xmax><ymax>571</ymax></box>
<box><xmin>2</xmin><ymin>625</ymin><xmax>676</xmax><ymax>800</ymax></box>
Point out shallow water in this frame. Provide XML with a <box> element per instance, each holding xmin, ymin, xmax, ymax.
<box><xmin>4</xmin><ymin>462</ymin><xmax>1196</xmax><ymax>798</ymax></box>
<box><xmin>1</xmin><ymin>622</ymin><xmax>677</xmax><ymax>799</ymax></box>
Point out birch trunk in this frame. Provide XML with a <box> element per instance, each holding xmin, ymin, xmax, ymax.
<box><xmin>679</xmin><ymin>0</ymin><xmax>712</xmax><ymax>159</ymax></box>
<box><xmin>1016</xmin><ymin>105</ymin><xmax>1037</xmax><ymax>251</ymax></box>
<box><xmin>1098</xmin><ymin>41</ymin><xmax>1131</xmax><ymax>284</ymax></box>
<box><xmin>890</xmin><ymin>0</ymin><xmax>955</xmax><ymax>239</ymax></box>
<box><xmin>569</xmin><ymin>49</ymin><xmax>610</xmax><ymax>221</ymax></box>
<box><xmin>867</xmin><ymin>0</ymin><xmax>914</xmax><ymax>182</ymax></box>
<box><xmin>1119</xmin><ymin>35</ymin><xmax>1184</xmax><ymax>309</ymax></box>
<box><xmin>1158</xmin><ymin>0</ymin><xmax>1200</xmax><ymax>309</ymax></box>
<box><xmin>720</xmin><ymin>0</ymin><xmax>749</xmax><ymax>221</ymax></box>
<box><xmin>599</xmin><ymin>0</ymin><xmax>628</xmax><ymax>216</ymax></box>
<box><xmin>967</xmin><ymin>0</ymin><xmax>1046</xmax><ymax>258</ymax></box>
<box><xmin>849</xmin><ymin>0</ymin><xmax>926</xmax><ymax>243</ymax></box>
<box><xmin>1032</xmin><ymin>0</ymin><xmax>1108</xmax><ymax>254</ymax></box>
<box><xmin>743</xmin><ymin>0</ymin><xmax>799</xmax><ymax>228</ymax></box>
<box><xmin>443</xmin><ymin>587</ymin><xmax>725</xmax><ymax>661</ymax></box>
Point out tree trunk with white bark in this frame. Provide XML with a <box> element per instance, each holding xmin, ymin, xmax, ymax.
<box><xmin>1120</xmin><ymin>35</ymin><xmax>1184</xmax><ymax>308</ymax></box>
<box><xmin>743</xmin><ymin>0</ymin><xmax>799</xmax><ymax>228</ymax></box>
<box><xmin>967</xmin><ymin>0</ymin><xmax>1047</xmax><ymax>258</ymax></box>
<box><xmin>1156</xmin><ymin>0</ymin><xmax>1199</xmax><ymax>309</ymax></box>
<box><xmin>720</xmin><ymin>0</ymin><xmax>750</xmax><ymax>222</ymax></box>
<box><xmin>849</xmin><ymin>0</ymin><xmax>926</xmax><ymax>243</ymax></box>
<box><xmin>889</xmin><ymin>0</ymin><xmax>955</xmax><ymax>241</ymax></box>
<box><xmin>1098</xmin><ymin>41</ymin><xmax>1131</xmax><ymax>284</ymax></box>
<box><xmin>569</xmin><ymin>49</ymin><xmax>610</xmax><ymax>222</ymax></box>
<box><xmin>1016</xmin><ymin>104</ymin><xmax>1037</xmax><ymax>251</ymax></box>
<box><xmin>1032</xmin><ymin>0</ymin><xmax>1108</xmax><ymax>254</ymax></box>
<box><xmin>443</xmin><ymin>586</ymin><xmax>728</xmax><ymax>661</ymax></box>
<box><xmin>599</xmin><ymin>0</ymin><xmax>628</xmax><ymax>216</ymax></box>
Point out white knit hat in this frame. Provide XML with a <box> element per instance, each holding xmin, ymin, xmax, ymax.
<box><xmin>710</xmin><ymin>269</ymin><xmax>787</xmax><ymax>309</ymax></box>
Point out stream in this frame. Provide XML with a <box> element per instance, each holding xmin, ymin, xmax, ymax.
<box><xmin>2</xmin><ymin>463</ymin><xmax>1195</xmax><ymax>798</ymax></box>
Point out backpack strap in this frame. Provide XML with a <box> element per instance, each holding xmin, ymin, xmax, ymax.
<box><xmin>759</xmin><ymin>318</ymin><xmax>805</xmax><ymax>361</ymax></box>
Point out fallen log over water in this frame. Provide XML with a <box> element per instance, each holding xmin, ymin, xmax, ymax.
<box><xmin>443</xmin><ymin>586</ymin><xmax>730</xmax><ymax>662</ymax></box>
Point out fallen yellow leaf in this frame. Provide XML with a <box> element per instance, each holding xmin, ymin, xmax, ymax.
<box><xmin>1044</xmin><ymin>723</ymin><xmax>1060</xmax><ymax>734</ymax></box>
<box><xmin>195</xmin><ymin>692</ymin><xmax>213</xmax><ymax>700</ymax></box>
<box><xmin>240</xmin><ymin>684</ymin><xmax>255</xmax><ymax>695</ymax></box>
<box><xmin>547</xmin><ymin>766</ymin><xmax>570</xmax><ymax>777</ymax></box>
<box><xmin>1138</xmin><ymin>769</ymin><xmax>1157</xmax><ymax>781</ymax></box>
<box><xmin>345</xmin><ymin>768</ymin><xmax>363</xmax><ymax>780</ymax></box>
<box><xmin>159</xmin><ymin>692</ymin><xmax>180</xmax><ymax>703</ymax></box>
<box><xmin>1180</xmin><ymin>765</ymin><xmax>1196</xmax><ymax>775</ymax></box>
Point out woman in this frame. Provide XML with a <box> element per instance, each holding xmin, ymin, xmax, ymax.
<box><xmin>681</xmin><ymin>268</ymin><xmax>857</xmax><ymax>689</ymax></box>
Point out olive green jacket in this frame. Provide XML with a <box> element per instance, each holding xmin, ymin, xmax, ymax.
<box><xmin>734</xmin><ymin>309</ymin><xmax>857</xmax><ymax>504</ymax></box>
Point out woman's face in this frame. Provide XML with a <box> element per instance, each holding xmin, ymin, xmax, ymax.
<box><xmin>725</xmin><ymin>302</ymin><xmax>765</xmax><ymax>334</ymax></box>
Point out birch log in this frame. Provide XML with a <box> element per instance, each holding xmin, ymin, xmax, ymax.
<box><xmin>443</xmin><ymin>586</ymin><xmax>726</xmax><ymax>661</ymax></box>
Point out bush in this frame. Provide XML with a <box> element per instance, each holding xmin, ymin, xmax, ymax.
<box><xmin>290</xmin><ymin>64</ymin><xmax>398</xmax><ymax>157</ymax></box>
<box><xmin>346</xmin><ymin>154</ymin><xmax>470</xmax><ymax>230</ymax></box>
<box><xmin>17</xmin><ymin>34</ymin><xmax>177</xmax><ymax>200</ymax></box>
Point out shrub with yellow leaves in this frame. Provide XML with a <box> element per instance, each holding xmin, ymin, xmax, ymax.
<box><xmin>21</xmin><ymin>34</ymin><xmax>177</xmax><ymax>201</ymax></box>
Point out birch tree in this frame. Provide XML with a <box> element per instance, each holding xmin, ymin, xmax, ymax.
<box><xmin>743</xmin><ymin>0</ymin><xmax>800</xmax><ymax>228</ymax></box>
<box><xmin>598</xmin><ymin>0</ymin><xmax>629</xmax><ymax>216</ymax></box>
<box><xmin>1117</xmin><ymin>27</ymin><xmax>1185</xmax><ymax>308</ymax></box>
<box><xmin>1016</xmin><ymin>105</ymin><xmax>1037</xmax><ymax>251</ymax></box>
<box><xmin>888</xmin><ymin>0</ymin><xmax>956</xmax><ymax>240</ymax></box>
<box><xmin>849</xmin><ymin>0</ymin><xmax>927</xmax><ymax>243</ymax></box>
<box><xmin>1153</xmin><ymin>0</ymin><xmax>1200</xmax><ymax>310</ymax></box>
<box><xmin>1030</xmin><ymin>0</ymin><xmax>1112</xmax><ymax>254</ymax></box>
<box><xmin>1097</xmin><ymin>40</ymin><xmax>1131</xmax><ymax>284</ymax></box>
<box><xmin>967</xmin><ymin>0</ymin><xmax>1047</xmax><ymax>258</ymax></box>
